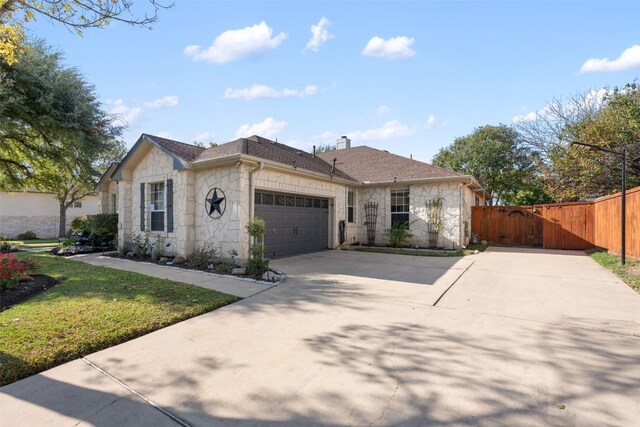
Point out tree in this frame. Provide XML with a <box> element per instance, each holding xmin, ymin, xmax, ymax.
<box><xmin>0</xmin><ymin>41</ymin><xmax>122</xmax><ymax>186</ymax></box>
<box><xmin>544</xmin><ymin>84</ymin><xmax>640</xmax><ymax>200</ymax></box>
<box><xmin>1</xmin><ymin>0</ymin><xmax>170</xmax><ymax>64</ymax></box>
<box><xmin>315</xmin><ymin>143</ymin><xmax>336</xmax><ymax>153</ymax></box>
<box><xmin>432</xmin><ymin>124</ymin><xmax>548</xmax><ymax>205</ymax></box>
<box><xmin>30</xmin><ymin>140</ymin><xmax>126</xmax><ymax>237</ymax></box>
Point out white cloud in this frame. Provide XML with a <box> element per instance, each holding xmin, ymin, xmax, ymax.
<box><xmin>311</xmin><ymin>130</ymin><xmax>336</xmax><ymax>140</ymax></box>
<box><xmin>193</xmin><ymin>132</ymin><xmax>216</xmax><ymax>143</ymax></box>
<box><xmin>348</xmin><ymin>120</ymin><xmax>415</xmax><ymax>141</ymax></box>
<box><xmin>362</xmin><ymin>36</ymin><xmax>415</xmax><ymax>59</ymax></box>
<box><xmin>224</xmin><ymin>84</ymin><xmax>317</xmax><ymax>100</ymax></box>
<box><xmin>236</xmin><ymin>117</ymin><xmax>287</xmax><ymax>139</ymax></box>
<box><xmin>512</xmin><ymin>111</ymin><xmax>538</xmax><ymax>123</ymax></box>
<box><xmin>426</xmin><ymin>114</ymin><xmax>437</xmax><ymax>129</ymax></box>
<box><xmin>184</xmin><ymin>21</ymin><xmax>286</xmax><ymax>64</ymax></box>
<box><xmin>105</xmin><ymin>99</ymin><xmax>142</xmax><ymax>127</ymax></box>
<box><xmin>376</xmin><ymin>105</ymin><xmax>392</xmax><ymax>116</ymax></box>
<box><xmin>304</xmin><ymin>17</ymin><xmax>334</xmax><ymax>52</ymax></box>
<box><xmin>144</xmin><ymin>96</ymin><xmax>180</xmax><ymax>108</ymax></box>
<box><xmin>580</xmin><ymin>45</ymin><xmax>640</xmax><ymax>73</ymax></box>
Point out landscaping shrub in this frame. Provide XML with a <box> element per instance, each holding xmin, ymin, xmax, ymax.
<box><xmin>130</xmin><ymin>232</ymin><xmax>153</xmax><ymax>258</ymax></box>
<box><xmin>187</xmin><ymin>244</ymin><xmax>219</xmax><ymax>269</ymax></box>
<box><xmin>246</xmin><ymin>217</ymin><xmax>267</xmax><ymax>276</ymax></box>
<box><xmin>386</xmin><ymin>223</ymin><xmax>413</xmax><ymax>248</ymax></box>
<box><xmin>70</xmin><ymin>216</ymin><xmax>90</xmax><ymax>232</ymax></box>
<box><xmin>89</xmin><ymin>214</ymin><xmax>118</xmax><ymax>238</ymax></box>
<box><xmin>0</xmin><ymin>254</ymin><xmax>26</xmax><ymax>290</ymax></box>
<box><xmin>88</xmin><ymin>213</ymin><xmax>118</xmax><ymax>248</ymax></box>
<box><xmin>16</xmin><ymin>231</ymin><xmax>37</xmax><ymax>241</ymax></box>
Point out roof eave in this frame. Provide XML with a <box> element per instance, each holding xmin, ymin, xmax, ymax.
<box><xmin>111</xmin><ymin>134</ymin><xmax>189</xmax><ymax>181</ymax></box>
<box><xmin>360</xmin><ymin>175</ymin><xmax>480</xmax><ymax>187</ymax></box>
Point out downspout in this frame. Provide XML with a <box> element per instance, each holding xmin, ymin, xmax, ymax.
<box><xmin>249</xmin><ymin>162</ymin><xmax>264</xmax><ymax>220</ymax></box>
<box><xmin>249</xmin><ymin>162</ymin><xmax>264</xmax><ymax>254</ymax></box>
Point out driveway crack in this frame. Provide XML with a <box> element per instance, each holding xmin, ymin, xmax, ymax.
<box><xmin>369</xmin><ymin>310</ymin><xmax>434</xmax><ymax>426</ymax></box>
<box><xmin>432</xmin><ymin>260</ymin><xmax>475</xmax><ymax>306</ymax></box>
<box><xmin>81</xmin><ymin>357</ymin><xmax>191</xmax><ymax>426</ymax></box>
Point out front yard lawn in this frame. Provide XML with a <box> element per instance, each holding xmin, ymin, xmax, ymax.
<box><xmin>589</xmin><ymin>251</ymin><xmax>640</xmax><ymax>294</ymax></box>
<box><xmin>0</xmin><ymin>253</ymin><xmax>237</xmax><ymax>386</ymax></box>
<box><xmin>5</xmin><ymin>239</ymin><xmax>59</xmax><ymax>248</ymax></box>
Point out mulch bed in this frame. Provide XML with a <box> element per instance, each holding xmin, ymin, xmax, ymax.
<box><xmin>0</xmin><ymin>275</ymin><xmax>61</xmax><ymax>311</ymax></box>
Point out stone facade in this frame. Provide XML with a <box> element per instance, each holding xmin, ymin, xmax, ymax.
<box><xmin>0</xmin><ymin>191</ymin><xmax>100</xmax><ymax>239</ymax></box>
<box><xmin>111</xmin><ymin>144</ymin><xmax>481</xmax><ymax>258</ymax></box>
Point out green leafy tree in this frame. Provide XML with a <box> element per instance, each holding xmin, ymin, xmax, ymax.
<box><xmin>0</xmin><ymin>41</ymin><xmax>126</xmax><ymax>236</ymax></box>
<box><xmin>432</xmin><ymin>125</ymin><xmax>548</xmax><ymax>205</ymax></box>
<box><xmin>0</xmin><ymin>41</ymin><xmax>122</xmax><ymax>186</ymax></box>
<box><xmin>28</xmin><ymin>140</ymin><xmax>126</xmax><ymax>237</ymax></box>
<box><xmin>545</xmin><ymin>84</ymin><xmax>640</xmax><ymax>200</ymax></box>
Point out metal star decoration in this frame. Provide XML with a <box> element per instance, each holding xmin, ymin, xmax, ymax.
<box><xmin>205</xmin><ymin>188</ymin><xmax>226</xmax><ymax>218</ymax></box>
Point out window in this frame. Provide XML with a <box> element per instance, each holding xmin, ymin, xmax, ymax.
<box><xmin>150</xmin><ymin>182</ymin><xmax>165</xmax><ymax>231</ymax></box>
<box><xmin>347</xmin><ymin>190</ymin><xmax>355</xmax><ymax>223</ymax></box>
<box><xmin>111</xmin><ymin>194</ymin><xmax>117</xmax><ymax>213</ymax></box>
<box><xmin>73</xmin><ymin>201</ymin><xmax>82</xmax><ymax>208</ymax></box>
<box><xmin>390</xmin><ymin>189</ymin><xmax>410</xmax><ymax>226</ymax></box>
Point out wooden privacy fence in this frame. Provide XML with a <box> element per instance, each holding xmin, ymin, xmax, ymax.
<box><xmin>471</xmin><ymin>185</ymin><xmax>640</xmax><ymax>259</ymax></box>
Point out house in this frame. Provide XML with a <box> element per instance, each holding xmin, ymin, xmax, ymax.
<box><xmin>103</xmin><ymin>134</ymin><xmax>485</xmax><ymax>260</ymax></box>
<box><xmin>0</xmin><ymin>191</ymin><xmax>100</xmax><ymax>239</ymax></box>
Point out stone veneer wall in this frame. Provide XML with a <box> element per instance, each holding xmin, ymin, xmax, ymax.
<box><xmin>409</xmin><ymin>182</ymin><xmax>463</xmax><ymax>249</ymax></box>
<box><xmin>193</xmin><ymin>164</ymin><xmax>244</xmax><ymax>259</ymax></box>
<box><xmin>124</xmin><ymin>146</ymin><xmax>180</xmax><ymax>255</ymax></box>
<box><xmin>355</xmin><ymin>182</ymin><xmax>467</xmax><ymax>249</ymax></box>
<box><xmin>100</xmin><ymin>181</ymin><xmax>119</xmax><ymax>214</ymax></box>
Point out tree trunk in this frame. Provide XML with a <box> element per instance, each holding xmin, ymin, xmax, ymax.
<box><xmin>59</xmin><ymin>203</ymin><xmax>67</xmax><ymax>237</ymax></box>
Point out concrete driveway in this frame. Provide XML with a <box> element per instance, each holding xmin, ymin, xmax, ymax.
<box><xmin>2</xmin><ymin>248</ymin><xmax>639</xmax><ymax>426</ymax></box>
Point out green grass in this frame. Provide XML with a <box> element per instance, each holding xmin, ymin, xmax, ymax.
<box><xmin>5</xmin><ymin>239</ymin><xmax>59</xmax><ymax>247</ymax></box>
<box><xmin>352</xmin><ymin>244</ymin><xmax>488</xmax><ymax>257</ymax></box>
<box><xmin>589</xmin><ymin>251</ymin><xmax>640</xmax><ymax>294</ymax></box>
<box><xmin>0</xmin><ymin>253</ymin><xmax>238</xmax><ymax>385</ymax></box>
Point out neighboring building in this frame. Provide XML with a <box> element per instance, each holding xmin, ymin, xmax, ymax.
<box><xmin>0</xmin><ymin>191</ymin><xmax>100</xmax><ymax>239</ymax></box>
<box><xmin>103</xmin><ymin>134</ymin><xmax>486</xmax><ymax>260</ymax></box>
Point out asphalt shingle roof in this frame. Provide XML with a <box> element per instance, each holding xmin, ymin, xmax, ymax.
<box><xmin>144</xmin><ymin>134</ymin><xmax>206</xmax><ymax>162</ymax></box>
<box><xmin>317</xmin><ymin>146</ymin><xmax>464</xmax><ymax>183</ymax></box>
<box><xmin>144</xmin><ymin>134</ymin><xmax>357</xmax><ymax>182</ymax></box>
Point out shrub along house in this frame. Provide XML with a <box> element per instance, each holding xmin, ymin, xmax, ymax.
<box><xmin>103</xmin><ymin>134</ymin><xmax>485</xmax><ymax>261</ymax></box>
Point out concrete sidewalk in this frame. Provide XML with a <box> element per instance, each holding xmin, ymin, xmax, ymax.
<box><xmin>67</xmin><ymin>253</ymin><xmax>276</xmax><ymax>299</ymax></box>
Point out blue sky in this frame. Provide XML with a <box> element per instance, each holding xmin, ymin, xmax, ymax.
<box><xmin>29</xmin><ymin>0</ymin><xmax>640</xmax><ymax>162</ymax></box>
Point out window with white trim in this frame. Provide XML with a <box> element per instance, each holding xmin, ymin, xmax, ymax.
<box><xmin>111</xmin><ymin>194</ymin><xmax>117</xmax><ymax>213</ymax></box>
<box><xmin>347</xmin><ymin>190</ymin><xmax>355</xmax><ymax>223</ymax></box>
<box><xmin>390</xmin><ymin>189</ymin><xmax>410</xmax><ymax>226</ymax></box>
<box><xmin>150</xmin><ymin>182</ymin><xmax>165</xmax><ymax>231</ymax></box>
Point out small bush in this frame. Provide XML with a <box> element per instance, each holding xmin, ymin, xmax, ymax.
<box><xmin>188</xmin><ymin>244</ymin><xmax>219</xmax><ymax>269</ymax></box>
<box><xmin>131</xmin><ymin>232</ymin><xmax>153</xmax><ymax>258</ymax></box>
<box><xmin>89</xmin><ymin>214</ymin><xmax>118</xmax><ymax>238</ymax></box>
<box><xmin>0</xmin><ymin>253</ymin><xmax>26</xmax><ymax>290</ymax></box>
<box><xmin>16</xmin><ymin>231</ymin><xmax>37</xmax><ymax>241</ymax></box>
<box><xmin>59</xmin><ymin>237</ymin><xmax>75</xmax><ymax>248</ymax></box>
<box><xmin>386</xmin><ymin>223</ymin><xmax>413</xmax><ymax>248</ymax></box>
<box><xmin>70</xmin><ymin>216</ymin><xmax>90</xmax><ymax>232</ymax></box>
<box><xmin>246</xmin><ymin>217</ymin><xmax>266</xmax><ymax>237</ymax></box>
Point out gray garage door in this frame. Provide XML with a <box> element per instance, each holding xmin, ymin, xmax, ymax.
<box><xmin>255</xmin><ymin>191</ymin><xmax>329</xmax><ymax>258</ymax></box>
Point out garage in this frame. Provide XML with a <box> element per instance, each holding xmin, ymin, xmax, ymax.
<box><xmin>255</xmin><ymin>191</ymin><xmax>330</xmax><ymax>258</ymax></box>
